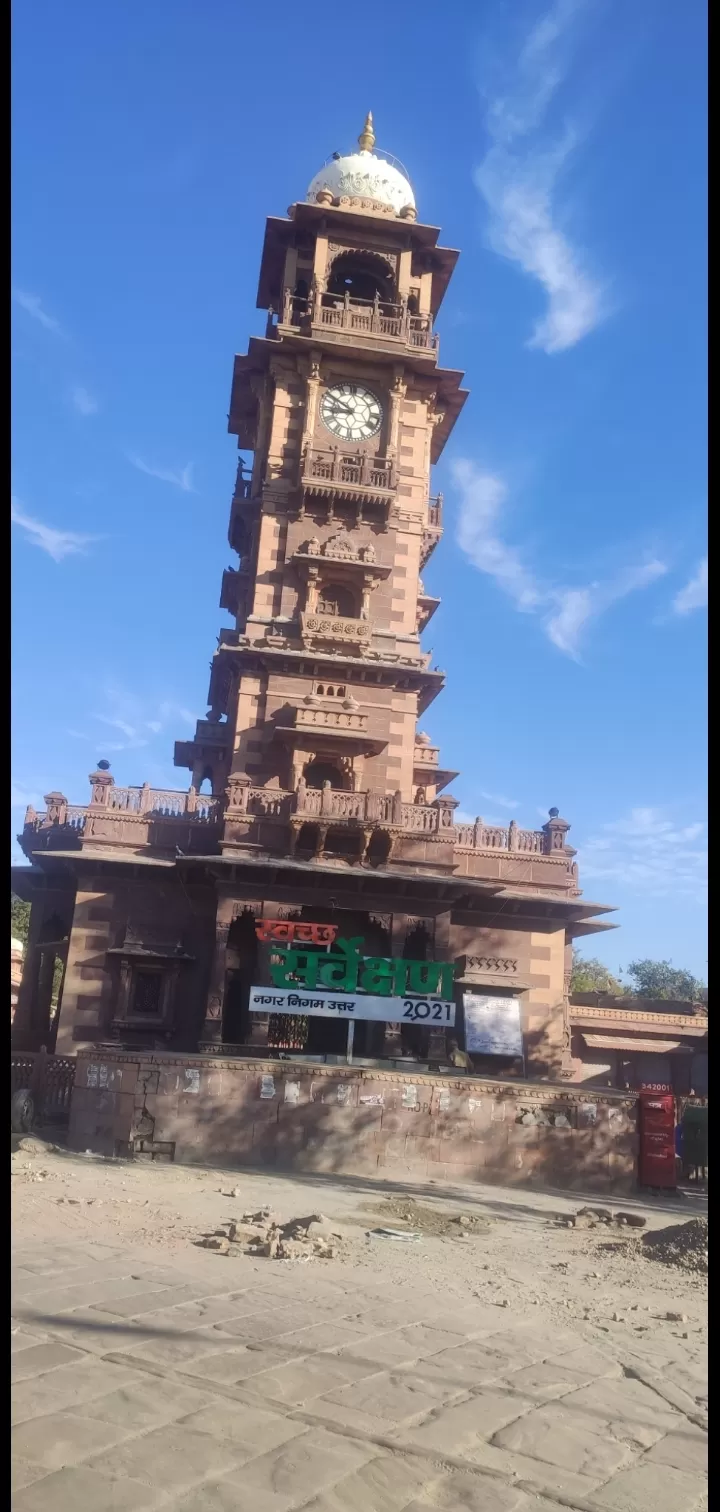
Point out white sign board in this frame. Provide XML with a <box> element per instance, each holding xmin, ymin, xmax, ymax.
<box><xmin>463</xmin><ymin>993</ymin><xmax>523</xmax><ymax>1056</ymax></box>
<box><xmin>250</xmin><ymin>986</ymin><xmax>455</xmax><ymax>1026</ymax></box>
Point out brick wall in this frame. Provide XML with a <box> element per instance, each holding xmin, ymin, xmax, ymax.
<box><xmin>68</xmin><ymin>1051</ymin><xmax>638</xmax><ymax>1194</ymax></box>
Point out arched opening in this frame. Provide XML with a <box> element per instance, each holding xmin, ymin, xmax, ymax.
<box><xmin>197</xmin><ymin>768</ymin><xmax>213</xmax><ymax>795</ymax></box>
<box><xmin>292</xmin><ymin>276</ymin><xmax>309</xmax><ymax>320</ymax></box>
<box><xmin>32</xmin><ymin>913</ymin><xmax>69</xmax><ymax>1051</ymax></box>
<box><xmin>326</xmin><ymin>251</ymin><xmax>395</xmax><ymax>306</ymax></box>
<box><xmin>223</xmin><ymin>909</ymin><xmax>258</xmax><ymax>1046</ymax></box>
<box><xmin>303</xmin><ymin>760</ymin><xmax>348</xmax><ymax>790</ymax></box>
<box><xmin>294</xmin><ymin>822</ymin><xmax>320</xmax><ymax>858</ymax></box>
<box><xmin>367</xmin><ymin>829</ymin><xmax>392</xmax><ymax>867</ymax></box>
<box><xmin>317</xmin><ymin>582</ymin><xmax>356</xmax><ymax>618</ymax></box>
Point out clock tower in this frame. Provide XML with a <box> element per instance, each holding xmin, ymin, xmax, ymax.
<box><xmin>175</xmin><ymin>112</ymin><xmax>468</xmax><ymax>848</ymax></box>
<box><xmin>18</xmin><ymin>114</ymin><xmax>609</xmax><ymax>1088</ymax></box>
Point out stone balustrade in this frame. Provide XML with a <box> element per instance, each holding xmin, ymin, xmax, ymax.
<box><xmin>24</xmin><ymin>775</ymin><xmax>572</xmax><ymax>868</ymax></box>
<box><xmin>300</xmin><ymin>610</ymin><xmax>373</xmax><ymax>648</ymax></box>
<box><xmin>292</xmin><ymin>706</ymin><xmax>369</xmax><ymax>735</ymax></box>
<box><xmin>281</xmin><ymin>287</ymin><xmax>439</xmax><ymax>352</ymax></box>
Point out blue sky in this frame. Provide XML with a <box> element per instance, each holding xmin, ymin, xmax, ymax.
<box><xmin>11</xmin><ymin>0</ymin><xmax>707</xmax><ymax>977</ymax></box>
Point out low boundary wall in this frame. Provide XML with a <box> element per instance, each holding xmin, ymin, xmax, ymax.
<box><xmin>67</xmin><ymin>1050</ymin><xmax>639</xmax><ymax>1194</ymax></box>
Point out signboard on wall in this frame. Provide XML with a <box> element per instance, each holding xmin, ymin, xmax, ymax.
<box><xmin>249</xmin><ymin>986</ymin><xmax>456</xmax><ymax>1026</ymax></box>
<box><xmin>463</xmin><ymin>993</ymin><xmax>523</xmax><ymax>1056</ymax></box>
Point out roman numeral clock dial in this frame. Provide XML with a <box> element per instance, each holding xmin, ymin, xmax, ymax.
<box><xmin>320</xmin><ymin>384</ymin><xmax>383</xmax><ymax>442</ymax></box>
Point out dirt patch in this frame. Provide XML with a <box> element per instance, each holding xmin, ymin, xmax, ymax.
<box><xmin>362</xmin><ymin>1196</ymin><xmax>492</xmax><ymax>1239</ymax></box>
<box><xmin>640</xmin><ymin>1217</ymin><xmax>708</xmax><ymax>1274</ymax></box>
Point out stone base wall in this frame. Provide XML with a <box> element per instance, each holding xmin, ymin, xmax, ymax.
<box><xmin>68</xmin><ymin>1051</ymin><xmax>638</xmax><ymax>1194</ymax></box>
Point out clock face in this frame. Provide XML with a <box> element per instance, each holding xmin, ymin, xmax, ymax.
<box><xmin>320</xmin><ymin>384</ymin><xmax>383</xmax><ymax>442</ymax></box>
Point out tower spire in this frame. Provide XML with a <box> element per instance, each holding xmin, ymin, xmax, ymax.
<box><xmin>358</xmin><ymin>111</ymin><xmax>375</xmax><ymax>153</ymax></box>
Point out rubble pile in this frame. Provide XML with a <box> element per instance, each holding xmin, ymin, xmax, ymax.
<box><xmin>640</xmin><ymin>1217</ymin><xmax>708</xmax><ymax>1275</ymax></box>
<box><xmin>197</xmin><ymin>1208</ymin><xmax>347</xmax><ymax>1262</ymax></box>
<box><xmin>557</xmin><ymin>1206</ymin><xmax>647</xmax><ymax>1230</ymax></box>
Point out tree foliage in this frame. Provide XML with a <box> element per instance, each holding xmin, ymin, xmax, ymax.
<box><xmin>11</xmin><ymin>894</ymin><xmax>31</xmax><ymax>944</ymax></box>
<box><xmin>625</xmin><ymin>958</ymin><xmax>706</xmax><ymax>1003</ymax></box>
<box><xmin>570</xmin><ymin>950</ymin><xmax>625</xmax><ymax>996</ymax></box>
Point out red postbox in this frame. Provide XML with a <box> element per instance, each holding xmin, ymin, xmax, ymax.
<box><xmin>638</xmin><ymin>1091</ymin><xmax>676</xmax><ymax>1189</ymax></box>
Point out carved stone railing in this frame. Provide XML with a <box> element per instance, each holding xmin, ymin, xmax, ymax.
<box><xmin>301</xmin><ymin>447</ymin><xmax>395</xmax><ymax>502</ymax></box>
<box><xmin>300</xmin><ymin>611</ymin><xmax>373</xmax><ymax>649</ymax></box>
<box><xmin>23</xmin><ymin>784</ymin><xmax>221</xmax><ymax>836</ymax></box>
<box><xmin>290</xmin><ymin>706</ymin><xmax>369</xmax><ymax>735</ymax></box>
<box><xmin>455</xmin><ymin>819</ymin><xmax>544</xmax><ymax>854</ymax></box>
<box><xmin>413</xmin><ymin>742</ymin><xmax>440</xmax><ymax>767</ymax></box>
<box><xmin>282</xmin><ymin>288</ymin><xmax>439</xmax><ymax>353</ymax></box>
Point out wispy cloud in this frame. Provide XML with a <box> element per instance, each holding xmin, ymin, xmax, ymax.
<box><xmin>581</xmin><ymin>807</ymin><xmax>707</xmax><ymax>902</ymax></box>
<box><xmin>11</xmin><ymin>497</ymin><xmax>95</xmax><ymax>563</ymax></box>
<box><xmin>453</xmin><ymin>459</ymin><xmax>667</xmax><ymax>659</ymax></box>
<box><xmin>79</xmin><ymin>689</ymin><xmax>198</xmax><ymax>755</ymax></box>
<box><xmin>672</xmin><ymin>558</ymin><xmax>708</xmax><ymax>616</ymax></box>
<box><xmin>11</xmin><ymin>782</ymin><xmax>43</xmax><ymax>810</ymax></box>
<box><xmin>12</xmin><ymin>287</ymin><xmax>65</xmax><ymax>336</ymax></box>
<box><xmin>546</xmin><ymin>560</ymin><xmax>668</xmax><ymax>656</ymax></box>
<box><xmin>478</xmin><ymin>790</ymin><xmax>519</xmax><ymax>811</ymax></box>
<box><xmin>128</xmin><ymin>455</ymin><xmax>195</xmax><ymax>492</ymax></box>
<box><xmin>71</xmin><ymin>385</ymin><xmax>99</xmax><ymax>417</ymax></box>
<box><xmin>475</xmin><ymin>0</ymin><xmax>605</xmax><ymax>353</ymax></box>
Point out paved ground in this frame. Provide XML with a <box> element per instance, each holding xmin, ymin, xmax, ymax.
<box><xmin>12</xmin><ymin>1146</ymin><xmax>707</xmax><ymax>1511</ymax></box>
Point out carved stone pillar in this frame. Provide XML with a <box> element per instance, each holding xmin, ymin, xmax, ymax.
<box><xmin>199</xmin><ymin>897</ymin><xmax>235</xmax><ymax>1047</ymax></box>
<box><xmin>388</xmin><ymin>367</ymin><xmax>407</xmax><ymax>454</ymax></box>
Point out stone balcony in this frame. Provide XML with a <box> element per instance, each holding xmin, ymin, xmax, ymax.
<box><xmin>279</xmin><ymin>289</ymin><xmax>439</xmax><ymax>357</ymax></box>
<box><xmin>299</xmin><ymin>609</ymin><xmax>373</xmax><ymax>650</ymax></box>
<box><xmin>20</xmin><ymin>778</ymin><xmax>222</xmax><ymax>860</ymax></box>
<box><xmin>21</xmin><ymin>771</ymin><xmax>579</xmax><ymax>894</ymax></box>
<box><xmin>300</xmin><ymin>447</ymin><xmax>395</xmax><ymax>508</ymax></box>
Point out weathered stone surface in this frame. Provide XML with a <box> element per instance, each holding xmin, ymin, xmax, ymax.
<box><xmin>11</xmin><ymin>1342</ymin><xmax>87</xmax><ymax>1382</ymax></box>
<box><xmin>492</xmin><ymin>1405</ymin><xmax>631</xmax><ymax>1478</ymax></box>
<box><xmin>11</xmin><ymin>1465</ymin><xmax>167</xmax><ymax>1510</ymax></box>
<box><xmin>644</xmin><ymin>1426</ymin><xmax>708</xmax><ymax>1474</ymax></box>
<box><xmin>83</xmin><ymin>1424</ymin><xmax>244</xmax><ymax>1490</ymax></box>
<box><xmin>12</xmin><ymin>1410</ymin><xmax>136</xmax><ymax>1472</ymax></box>
<box><xmin>588</xmin><ymin>1462</ymin><xmax>708</xmax><ymax>1511</ymax></box>
<box><xmin>229</xmin><ymin>1429</ymin><xmax>377</xmax><ymax>1508</ymax></box>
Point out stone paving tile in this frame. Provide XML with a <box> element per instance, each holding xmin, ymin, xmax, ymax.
<box><xmin>82</xmin><ymin>1423</ymin><xmax>247</xmax><ymax>1490</ymax></box>
<box><xmin>168</xmin><ymin>1481</ymin><xmax>291</xmax><ymax>1511</ymax></box>
<box><xmin>274</xmin><ymin>1319</ymin><xmax>374</xmax><ymax>1353</ymax></box>
<box><xmin>11</xmin><ymin>1459</ymin><xmax>48</xmax><ymax>1492</ymax></box>
<box><xmin>548</xmin><ymin>1345</ymin><xmax>622</xmax><ymax>1378</ymax></box>
<box><xmin>643</xmin><ymin>1425</ymin><xmax>708</xmax><ymax>1474</ymax></box>
<box><xmin>11</xmin><ymin>1358</ymin><xmax>145</xmax><ymax>1425</ymax></box>
<box><xmin>225</xmin><ymin>1426</ymin><xmax>378</xmax><ymax>1510</ymax></box>
<box><xmin>395</xmin><ymin>1388</ymin><xmax>534</xmax><ymax>1455</ymax></box>
<box><xmin>455</xmin><ymin>1435</ymin><xmax>603</xmax><ymax>1503</ymax></box>
<box><xmin>391</xmin><ymin>1342</ymin><xmax>510</xmax><ymax>1390</ymax></box>
<box><xmin>210</xmin><ymin>1307</ymin><xmax>320</xmax><ymax>1342</ymax></box>
<box><xmin>492</xmin><ymin>1404</ymin><xmax>633</xmax><ymax>1479</ymax></box>
<box><xmin>296</xmin><ymin>1451</ymin><xmax>439</xmax><ymax>1512</ymax></box>
<box><xmin>404</xmin><ymin>1469</ymin><xmax>531</xmax><ymax>1511</ymax></box>
<box><xmin>497</xmin><ymin>1360</ymin><xmax>609</xmax><ymax>1401</ymax></box>
<box><xmin>22</xmin><ymin>1307</ymin><xmax>170</xmax><ymax>1357</ymax></box>
<box><xmin>338</xmin><ymin>1322</ymin><xmax>469</xmax><ymax>1367</ymax></box>
<box><xmin>11</xmin><ymin>1341</ymin><xmax>88</xmax><ymax>1382</ymax></box>
<box><xmin>239</xmin><ymin>1350</ymin><xmax>382</xmax><ymax>1406</ymax></box>
<box><xmin>307</xmin><ymin>1371</ymin><xmax>458</xmax><ymax>1435</ymax></box>
<box><xmin>11</xmin><ymin>1328</ymin><xmax>51</xmax><ymax>1354</ymax></box>
<box><xmin>562</xmin><ymin>1377</ymin><xmax>683</xmax><ymax>1445</ymax></box>
<box><xmin>11</xmin><ymin>1464</ymin><xmax>168</xmax><ymax>1511</ymax></box>
<box><xmin>177</xmin><ymin>1401</ymin><xmax>309</xmax><ymax>1456</ymax></box>
<box><xmin>75</xmin><ymin>1377</ymin><xmax>220</xmax><ymax>1430</ymax></box>
<box><xmin>12</xmin><ymin>1409</ymin><xmax>137</xmax><ymax>1472</ymax></box>
<box><xmin>91</xmin><ymin>1286</ymin><xmax>212</xmax><ymax>1319</ymax></box>
<box><xmin>179</xmin><ymin>1341</ymin><xmax>304</xmax><ymax>1385</ymax></box>
<box><xmin>588</xmin><ymin>1461</ymin><xmax>708</xmax><ymax>1511</ymax></box>
<box><xmin>122</xmin><ymin>1327</ymin><xmax>250</xmax><ymax>1368</ymax></box>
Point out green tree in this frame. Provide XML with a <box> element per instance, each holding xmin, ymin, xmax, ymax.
<box><xmin>570</xmin><ymin>950</ymin><xmax>625</xmax><ymax>996</ymax></box>
<box><xmin>11</xmin><ymin>894</ymin><xmax>31</xmax><ymax>944</ymax></box>
<box><xmin>625</xmin><ymin>959</ymin><xmax>706</xmax><ymax>1003</ymax></box>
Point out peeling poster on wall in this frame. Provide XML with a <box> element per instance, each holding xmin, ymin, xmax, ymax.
<box><xmin>184</xmin><ymin>1069</ymin><xmax>200</xmax><ymax>1095</ymax></box>
<box><xmin>260</xmin><ymin>1075</ymin><xmax>276</xmax><ymax>1100</ymax></box>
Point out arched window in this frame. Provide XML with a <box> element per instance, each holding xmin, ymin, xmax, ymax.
<box><xmin>304</xmin><ymin>760</ymin><xmax>348</xmax><ymax>790</ymax></box>
<box><xmin>317</xmin><ymin>582</ymin><xmax>356</xmax><ymax>617</ymax></box>
<box><xmin>326</xmin><ymin>251</ymin><xmax>395</xmax><ymax>306</ymax></box>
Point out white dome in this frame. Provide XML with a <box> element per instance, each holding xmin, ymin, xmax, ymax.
<box><xmin>305</xmin><ymin>115</ymin><xmax>416</xmax><ymax>216</ymax></box>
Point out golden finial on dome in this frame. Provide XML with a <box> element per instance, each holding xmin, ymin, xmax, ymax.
<box><xmin>358</xmin><ymin>111</ymin><xmax>375</xmax><ymax>153</ymax></box>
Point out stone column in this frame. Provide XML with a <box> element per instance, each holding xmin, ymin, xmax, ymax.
<box><xmin>199</xmin><ymin>895</ymin><xmax>235</xmax><ymax>1047</ymax></box>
